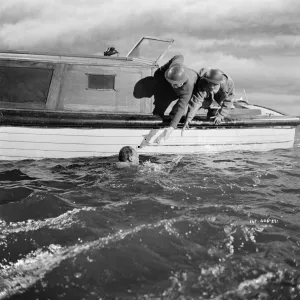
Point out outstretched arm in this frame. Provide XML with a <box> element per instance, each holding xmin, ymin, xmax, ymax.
<box><xmin>169</xmin><ymin>88</ymin><xmax>194</xmax><ymax>128</ymax></box>
<box><xmin>185</xmin><ymin>90</ymin><xmax>207</xmax><ymax>123</ymax></box>
<box><xmin>155</xmin><ymin>89</ymin><xmax>193</xmax><ymax>143</ymax></box>
<box><xmin>214</xmin><ymin>79</ymin><xmax>235</xmax><ymax>124</ymax></box>
<box><xmin>181</xmin><ymin>89</ymin><xmax>208</xmax><ymax>135</ymax></box>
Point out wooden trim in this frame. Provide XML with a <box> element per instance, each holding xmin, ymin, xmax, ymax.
<box><xmin>139</xmin><ymin>70</ymin><xmax>146</xmax><ymax>113</ymax></box>
<box><xmin>0</xmin><ymin>102</ymin><xmax>45</xmax><ymax>110</ymax></box>
<box><xmin>139</xmin><ymin>69</ymin><xmax>153</xmax><ymax>113</ymax></box>
<box><xmin>0</xmin><ymin>54</ymin><xmax>152</xmax><ymax>68</ymax></box>
<box><xmin>0</xmin><ymin>109</ymin><xmax>299</xmax><ymax>129</ymax></box>
<box><xmin>145</xmin><ymin>66</ymin><xmax>157</xmax><ymax>113</ymax></box>
<box><xmin>45</xmin><ymin>64</ymin><xmax>66</xmax><ymax>110</ymax></box>
<box><xmin>55</xmin><ymin>64</ymin><xmax>71</xmax><ymax>111</ymax></box>
<box><xmin>63</xmin><ymin>104</ymin><xmax>129</xmax><ymax>112</ymax></box>
<box><xmin>0</xmin><ymin>50</ymin><xmax>130</xmax><ymax>60</ymax></box>
<box><xmin>85</xmin><ymin>88</ymin><xmax>117</xmax><ymax>91</ymax></box>
<box><xmin>0</xmin><ymin>59</ymin><xmax>55</xmax><ymax>69</ymax></box>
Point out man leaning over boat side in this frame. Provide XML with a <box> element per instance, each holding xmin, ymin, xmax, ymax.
<box><xmin>153</xmin><ymin>54</ymin><xmax>199</xmax><ymax>140</ymax></box>
<box><xmin>182</xmin><ymin>68</ymin><xmax>235</xmax><ymax>131</ymax></box>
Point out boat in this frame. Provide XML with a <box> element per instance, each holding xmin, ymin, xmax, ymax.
<box><xmin>0</xmin><ymin>36</ymin><xmax>299</xmax><ymax>160</ymax></box>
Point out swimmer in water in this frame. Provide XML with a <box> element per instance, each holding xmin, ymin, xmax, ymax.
<box><xmin>115</xmin><ymin>146</ymin><xmax>140</xmax><ymax>169</ymax></box>
<box><xmin>115</xmin><ymin>145</ymin><xmax>182</xmax><ymax>171</ymax></box>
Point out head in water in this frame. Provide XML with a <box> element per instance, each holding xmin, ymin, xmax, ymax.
<box><xmin>118</xmin><ymin>146</ymin><xmax>139</xmax><ymax>165</ymax></box>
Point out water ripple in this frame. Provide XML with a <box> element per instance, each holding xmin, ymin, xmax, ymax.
<box><xmin>0</xmin><ymin>129</ymin><xmax>299</xmax><ymax>299</ymax></box>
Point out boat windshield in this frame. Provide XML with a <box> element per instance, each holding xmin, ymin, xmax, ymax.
<box><xmin>126</xmin><ymin>37</ymin><xmax>174</xmax><ymax>65</ymax></box>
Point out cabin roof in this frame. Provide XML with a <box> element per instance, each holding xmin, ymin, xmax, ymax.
<box><xmin>0</xmin><ymin>50</ymin><xmax>155</xmax><ymax>68</ymax></box>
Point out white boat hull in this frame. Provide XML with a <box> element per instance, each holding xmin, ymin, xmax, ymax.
<box><xmin>0</xmin><ymin>126</ymin><xmax>296</xmax><ymax>160</ymax></box>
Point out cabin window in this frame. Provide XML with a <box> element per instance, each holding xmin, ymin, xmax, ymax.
<box><xmin>0</xmin><ymin>66</ymin><xmax>53</xmax><ymax>105</ymax></box>
<box><xmin>87</xmin><ymin>74</ymin><xmax>115</xmax><ymax>90</ymax></box>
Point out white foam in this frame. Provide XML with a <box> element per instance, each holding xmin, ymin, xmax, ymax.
<box><xmin>0</xmin><ymin>217</ymin><xmax>183</xmax><ymax>299</ymax></box>
<box><xmin>0</xmin><ymin>207</ymin><xmax>95</xmax><ymax>238</ymax></box>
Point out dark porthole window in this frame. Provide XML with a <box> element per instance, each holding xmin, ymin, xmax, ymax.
<box><xmin>0</xmin><ymin>66</ymin><xmax>53</xmax><ymax>104</ymax></box>
<box><xmin>87</xmin><ymin>74</ymin><xmax>116</xmax><ymax>90</ymax></box>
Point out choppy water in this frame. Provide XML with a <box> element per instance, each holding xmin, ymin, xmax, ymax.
<box><xmin>0</xmin><ymin>128</ymin><xmax>299</xmax><ymax>300</ymax></box>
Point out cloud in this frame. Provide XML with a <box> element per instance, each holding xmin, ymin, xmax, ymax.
<box><xmin>0</xmin><ymin>0</ymin><xmax>299</xmax><ymax>114</ymax></box>
<box><xmin>0</xmin><ymin>0</ymin><xmax>299</xmax><ymax>54</ymax></box>
<box><xmin>185</xmin><ymin>36</ymin><xmax>300</xmax><ymax>59</ymax></box>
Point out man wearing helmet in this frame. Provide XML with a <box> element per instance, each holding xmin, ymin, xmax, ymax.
<box><xmin>152</xmin><ymin>54</ymin><xmax>199</xmax><ymax>140</ymax></box>
<box><xmin>182</xmin><ymin>68</ymin><xmax>235</xmax><ymax>132</ymax></box>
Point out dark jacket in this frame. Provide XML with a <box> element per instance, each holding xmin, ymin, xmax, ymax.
<box><xmin>155</xmin><ymin>55</ymin><xmax>199</xmax><ymax>128</ymax></box>
<box><xmin>185</xmin><ymin>68</ymin><xmax>235</xmax><ymax>123</ymax></box>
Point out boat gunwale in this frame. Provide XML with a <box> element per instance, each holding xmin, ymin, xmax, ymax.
<box><xmin>0</xmin><ymin>108</ymin><xmax>299</xmax><ymax>129</ymax></box>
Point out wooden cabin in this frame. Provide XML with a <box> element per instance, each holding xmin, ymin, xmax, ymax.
<box><xmin>0</xmin><ymin>37</ymin><xmax>174</xmax><ymax>115</ymax></box>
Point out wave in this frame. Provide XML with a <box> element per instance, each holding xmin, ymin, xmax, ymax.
<box><xmin>159</xmin><ymin>260</ymin><xmax>299</xmax><ymax>300</ymax></box>
<box><xmin>0</xmin><ymin>206</ymin><xmax>95</xmax><ymax>238</ymax></box>
<box><xmin>0</xmin><ymin>217</ymin><xmax>184</xmax><ymax>299</ymax></box>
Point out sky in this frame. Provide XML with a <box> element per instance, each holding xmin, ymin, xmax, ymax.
<box><xmin>0</xmin><ymin>0</ymin><xmax>299</xmax><ymax>115</ymax></box>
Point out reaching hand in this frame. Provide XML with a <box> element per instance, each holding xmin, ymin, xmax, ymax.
<box><xmin>154</xmin><ymin>126</ymin><xmax>174</xmax><ymax>144</ymax></box>
<box><xmin>164</xmin><ymin>126</ymin><xmax>174</xmax><ymax>141</ymax></box>
<box><xmin>181</xmin><ymin>121</ymin><xmax>190</xmax><ymax>136</ymax></box>
<box><xmin>214</xmin><ymin>114</ymin><xmax>224</xmax><ymax>125</ymax></box>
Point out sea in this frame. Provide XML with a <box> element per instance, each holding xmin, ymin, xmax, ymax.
<box><xmin>0</xmin><ymin>128</ymin><xmax>299</xmax><ymax>300</ymax></box>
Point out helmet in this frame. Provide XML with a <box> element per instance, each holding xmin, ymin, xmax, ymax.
<box><xmin>165</xmin><ymin>64</ymin><xmax>189</xmax><ymax>85</ymax></box>
<box><xmin>203</xmin><ymin>69</ymin><xmax>224</xmax><ymax>84</ymax></box>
